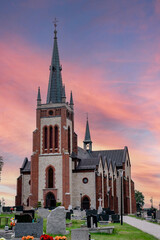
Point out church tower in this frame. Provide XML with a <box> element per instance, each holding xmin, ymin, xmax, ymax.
<box><xmin>29</xmin><ymin>22</ymin><xmax>77</xmax><ymax>208</ymax></box>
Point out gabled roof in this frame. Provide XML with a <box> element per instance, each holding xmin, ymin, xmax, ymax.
<box><xmin>20</xmin><ymin>158</ymin><xmax>31</xmax><ymax>174</ymax></box>
<box><xmin>75</xmin><ymin>146</ymin><xmax>126</xmax><ymax>171</ymax></box>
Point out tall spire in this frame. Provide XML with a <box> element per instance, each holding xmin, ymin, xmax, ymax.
<box><xmin>70</xmin><ymin>91</ymin><xmax>74</xmax><ymax>109</ymax></box>
<box><xmin>37</xmin><ymin>87</ymin><xmax>41</xmax><ymax>106</ymax></box>
<box><xmin>83</xmin><ymin>114</ymin><xmax>92</xmax><ymax>152</ymax></box>
<box><xmin>46</xmin><ymin>18</ymin><xmax>64</xmax><ymax>104</ymax></box>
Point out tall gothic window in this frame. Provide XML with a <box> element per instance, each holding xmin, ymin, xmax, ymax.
<box><xmin>55</xmin><ymin>126</ymin><xmax>58</xmax><ymax>149</ymax></box>
<box><xmin>68</xmin><ymin>126</ymin><xmax>70</xmax><ymax>154</ymax></box>
<box><xmin>48</xmin><ymin>167</ymin><xmax>53</xmax><ymax>188</ymax></box>
<box><xmin>44</xmin><ymin>126</ymin><xmax>48</xmax><ymax>149</ymax></box>
<box><xmin>49</xmin><ymin>126</ymin><xmax>53</xmax><ymax>149</ymax></box>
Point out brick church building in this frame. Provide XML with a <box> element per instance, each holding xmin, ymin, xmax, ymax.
<box><xmin>15</xmin><ymin>26</ymin><xmax>136</xmax><ymax>214</ymax></box>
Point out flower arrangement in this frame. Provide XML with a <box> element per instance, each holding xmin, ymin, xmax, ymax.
<box><xmin>40</xmin><ymin>234</ymin><xmax>53</xmax><ymax>240</ymax></box>
<box><xmin>22</xmin><ymin>236</ymin><xmax>34</xmax><ymax>240</ymax></box>
<box><xmin>10</xmin><ymin>217</ymin><xmax>15</xmax><ymax>227</ymax></box>
<box><xmin>55</xmin><ymin>237</ymin><xmax>67</xmax><ymax>240</ymax></box>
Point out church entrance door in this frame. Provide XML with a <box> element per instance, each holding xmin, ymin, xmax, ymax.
<box><xmin>82</xmin><ymin>196</ymin><xmax>90</xmax><ymax>210</ymax></box>
<box><xmin>46</xmin><ymin>192</ymin><xmax>56</xmax><ymax>208</ymax></box>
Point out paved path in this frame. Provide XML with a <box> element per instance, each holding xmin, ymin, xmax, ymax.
<box><xmin>124</xmin><ymin>216</ymin><xmax>160</xmax><ymax>239</ymax></box>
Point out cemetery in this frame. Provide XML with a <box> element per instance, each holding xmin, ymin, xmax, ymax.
<box><xmin>0</xmin><ymin>205</ymin><xmax>159</xmax><ymax>240</ymax></box>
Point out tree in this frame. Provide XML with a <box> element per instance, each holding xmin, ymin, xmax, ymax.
<box><xmin>135</xmin><ymin>190</ymin><xmax>144</xmax><ymax>212</ymax></box>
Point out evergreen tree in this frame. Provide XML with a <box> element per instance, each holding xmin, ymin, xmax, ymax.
<box><xmin>135</xmin><ymin>190</ymin><xmax>144</xmax><ymax>212</ymax></box>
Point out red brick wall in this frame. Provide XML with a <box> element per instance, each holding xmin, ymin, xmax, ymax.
<box><xmin>109</xmin><ymin>178</ymin><xmax>113</xmax><ymax>210</ymax></box>
<box><xmin>61</xmin><ymin>107</ymin><xmax>71</xmax><ymax>209</ymax></box>
<box><xmin>96</xmin><ymin>174</ymin><xmax>102</xmax><ymax>209</ymax></box>
<box><xmin>123</xmin><ymin>178</ymin><xmax>130</xmax><ymax>214</ymax></box>
<box><xmin>114</xmin><ymin>179</ymin><xmax>118</xmax><ymax>213</ymax></box>
<box><xmin>15</xmin><ymin>175</ymin><xmax>22</xmax><ymax>206</ymax></box>
<box><xmin>103</xmin><ymin>176</ymin><xmax>107</xmax><ymax>208</ymax></box>
<box><xmin>131</xmin><ymin>180</ymin><xmax>136</xmax><ymax>213</ymax></box>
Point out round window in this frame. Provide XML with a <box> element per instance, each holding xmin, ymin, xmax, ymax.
<box><xmin>49</xmin><ymin>110</ymin><xmax>53</xmax><ymax>115</ymax></box>
<box><xmin>82</xmin><ymin>178</ymin><xmax>88</xmax><ymax>184</ymax></box>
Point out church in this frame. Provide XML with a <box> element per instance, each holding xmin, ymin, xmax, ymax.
<box><xmin>15</xmin><ymin>25</ymin><xmax>136</xmax><ymax>214</ymax></box>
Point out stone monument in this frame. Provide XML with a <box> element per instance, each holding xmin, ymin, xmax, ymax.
<box><xmin>98</xmin><ymin>198</ymin><xmax>103</xmax><ymax>214</ymax></box>
<box><xmin>47</xmin><ymin>206</ymin><xmax>67</xmax><ymax>235</ymax></box>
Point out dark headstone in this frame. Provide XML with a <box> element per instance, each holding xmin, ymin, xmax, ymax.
<box><xmin>2</xmin><ymin>207</ymin><xmax>11</xmax><ymax>212</ymax></box>
<box><xmin>15</xmin><ymin>214</ymin><xmax>33</xmax><ymax>223</ymax></box>
<box><xmin>111</xmin><ymin>214</ymin><xmax>120</xmax><ymax>223</ymax></box>
<box><xmin>87</xmin><ymin>214</ymin><xmax>98</xmax><ymax>228</ymax></box>
<box><xmin>86</xmin><ymin>209</ymin><xmax>97</xmax><ymax>216</ymax></box>
<box><xmin>14</xmin><ymin>206</ymin><xmax>23</xmax><ymax>211</ymax></box>
<box><xmin>98</xmin><ymin>214</ymin><xmax>109</xmax><ymax>221</ymax></box>
<box><xmin>15</xmin><ymin>218</ymin><xmax>43</xmax><ymax>238</ymax></box>
<box><xmin>70</xmin><ymin>209</ymin><xmax>73</xmax><ymax>214</ymax></box>
<box><xmin>66</xmin><ymin>212</ymin><xmax>71</xmax><ymax>220</ymax></box>
<box><xmin>23</xmin><ymin>210</ymin><xmax>35</xmax><ymax>219</ymax></box>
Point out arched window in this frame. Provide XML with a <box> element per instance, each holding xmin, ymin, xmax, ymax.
<box><xmin>44</xmin><ymin>126</ymin><xmax>48</xmax><ymax>149</ymax></box>
<box><xmin>48</xmin><ymin>167</ymin><xmax>53</xmax><ymax>188</ymax></box>
<box><xmin>68</xmin><ymin>126</ymin><xmax>70</xmax><ymax>154</ymax></box>
<box><xmin>55</xmin><ymin>126</ymin><xmax>58</xmax><ymax>149</ymax></box>
<box><xmin>49</xmin><ymin>126</ymin><xmax>53</xmax><ymax>149</ymax></box>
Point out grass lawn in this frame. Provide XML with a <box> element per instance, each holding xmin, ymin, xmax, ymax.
<box><xmin>0</xmin><ymin>213</ymin><xmax>158</xmax><ymax>240</ymax></box>
<box><xmin>0</xmin><ymin>213</ymin><xmax>15</xmax><ymax>229</ymax></box>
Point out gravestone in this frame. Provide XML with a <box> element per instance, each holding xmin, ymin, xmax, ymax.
<box><xmin>15</xmin><ymin>206</ymin><xmax>23</xmax><ymax>212</ymax></box>
<box><xmin>15</xmin><ymin>218</ymin><xmax>43</xmax><ymax>238</ymax></box>
<box><xmin>98</xmin><ymin>214</ymin><xmax>109</xmax><ymax>221</ymax></box>
<box><xmin>98</xmin><ymin>198</ymin><xmax>102</xmax><ymax>214</ymax></box>
<box><xmin>23</xmin><ymin>210</ymin><xmax>35</xmax><ymax>219</ymax></box>
<box><xmin>111</xmin><ymin>214</ymin><xmax>120</xmax><ymax>223</ymax></box>
<box><xmin>15</xmin><ymin>214</ymin><xmax>33</xmax><ymax>223</ymax></box>
<box><xmin>87</xmin><ymin>214</ymin><xmax>97</xmax><ymax>228</ymax></box>
<box><xmin>38</xmin><ymin>208</ymin><xmax>50</xmax><ymax>218</ymax></box>
<box><xmin>86</xmin><ymin>209</ymin><xmax>97</xmax><ymax>216</ymax></box>
<box><xmin>71</xmin><ymin>229</ymin><xmax>90</xmax><ymax>240</ymax></box>
<box><xmin>47</xmin><ymin>206</ymin><xmax>66</xmax><ymax>235</ymax></box>
<box><xmin>66</xmin><ymin>211</ymin><xmax>71</xmax><ymax>220</ymax></box>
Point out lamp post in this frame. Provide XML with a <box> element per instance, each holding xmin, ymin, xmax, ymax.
<box><xmin>107</xmin><ymin>186</ymin><xmax>111</xmax><ymax>209</ymax></box>
<box><xmin>118</xmin><ymin>169</ymin><xmax>123</xmax><ymax>225</ymax></box>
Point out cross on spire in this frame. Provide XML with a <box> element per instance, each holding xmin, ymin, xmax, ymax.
<box><xmin>53</xmin><ymin>18</ymin><xmax>58</xmax><ymax>38</ymax></box>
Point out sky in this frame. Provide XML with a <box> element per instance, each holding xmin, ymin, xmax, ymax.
<box><xmin>0</xmin><ymin>0</ymin><xmax>160</xmax><ymax>208</ymax></box>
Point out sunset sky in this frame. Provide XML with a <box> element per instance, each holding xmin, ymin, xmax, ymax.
<box><xmin>0</xmin><ymin>0</ymin><xmax>160</xmax><ymax>208</ymax></box>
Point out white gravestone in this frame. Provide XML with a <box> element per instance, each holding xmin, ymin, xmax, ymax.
<box><xmin>47</xmin><ymin>206</ymin><xmax>66</xmax><ymax>235</ymax></box>
<box><xmin>98</xmin><ymin>198</ymin><xmax>103</xmax><ymax>214</ymax></box>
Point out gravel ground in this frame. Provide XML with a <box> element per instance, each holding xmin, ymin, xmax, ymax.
<box><xmin>124</xmin><ymin>216</ymin><xmax>160</xmax><ymax>239</ymax></box>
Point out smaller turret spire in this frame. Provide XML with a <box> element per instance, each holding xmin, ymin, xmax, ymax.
<box><xmin>37</xmin><ymin>87</ymin><xmax>41</xmax><ymax>106</ymax></box>
<box><xmin>83</xmin><ymin>114</ymin><xmax>92</xmax><ymax>152</ymax></box>
<box><xmin>62</xmin><ymin>85</ymin><xmax>66</xmax><ymax>103</ymax></box>
<box><xmin>70</xmin><ymin>91</ymin><xmax>74</xmax><ymax>109</ymax></box>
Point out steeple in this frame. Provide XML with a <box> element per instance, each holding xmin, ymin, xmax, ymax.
<box><xmin>70</xmin><ymin>91</ymin><xmax>74</xmax><ymax>109</ymax></box>
<box><xmin>83</xmin><ymin>115</ymin><xmax>92</xmax><ymax>152</ymax></box>
<box><xmin>46</xmin><ymin>19</ymin><xmax>64</xmax><ymax>104</ymax></box>
<box><xmin>37</xmin><ymin>87</ymin><xmax>41</xmax><ymax>106</ymax></box>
